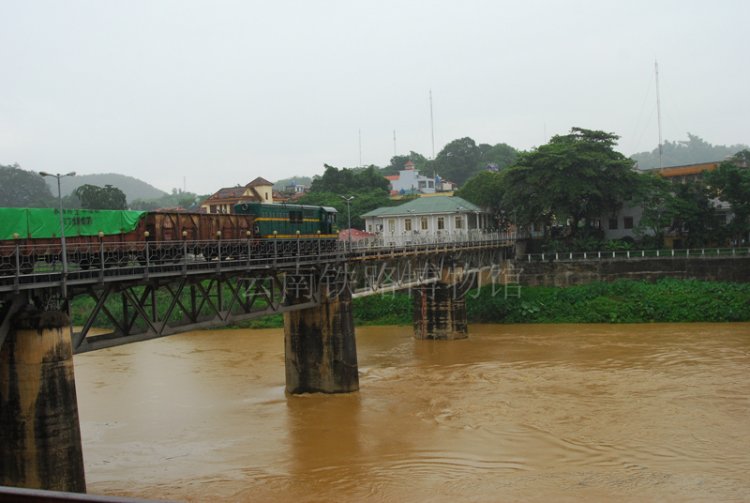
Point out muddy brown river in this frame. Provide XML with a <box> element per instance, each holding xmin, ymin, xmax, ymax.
<box><xmin>74</xmin><ymin>323</ymin><xmax>750</xmax><ymax>502</ymax></box>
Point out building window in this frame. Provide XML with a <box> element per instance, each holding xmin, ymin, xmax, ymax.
<box><xmin>624</xmin><ymin>216</ymin><xmax>634</xmax><ymax>229</ymax></box>
<box><xmin>428</xmin><ymin>180</ymin><xmax>434</xmax><ymax>188</ymax></box>
<box><xmin>609</xmin><ymin>218</ymin><xmax>618</xmax><ymax>230</ymax></box>
<box><xmin>418</xmin><ymin>180</ymin><xmax>426</xmax><ymax>189</ymax></box>
<box><xmin>367</xmin><ymin>224</ymin><xmax>372</xmax><ymax>232</ymax></box>
<box><xmin>405</xmin><ymin>219</ymin><xmax>412</xmax><ymax>231</ymax></box>
<box><xmin>421</xmin><ymin>217</ymin><xmax>428</xmax><ymax>230</ymax></box>
<box><xmin>388</xmin><ymin>219</ymin><xmax>396</xmax><ymax>233</ymax></box>
<box><xmin>455</xmin><ymin>216</ymin><xmax>463</xmax><ymax>229</ymax></box>
<box><xmin>437</xmin><ymin>217</ymin><xmax>445</xmax><ymax>230</ymax></box>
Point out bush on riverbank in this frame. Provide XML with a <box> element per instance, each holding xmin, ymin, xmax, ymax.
<box><xmin>467</xmin><ymin>278</ymin><xmax>750</xmax><ymax>323</ymax></box>
<box><xmin>234</xmin><ymin>278</ymin><xmax>750</xmax><ymax>326</ymax></box>
<box><xmin>353</xmin><ymin>278</ymin><xmax>750</xmax><ymax>325</ymax></box>
<box><xmin>70</xmin><ymin>279</ymin><xmax>750</xmax><ymax>329</ymax></box>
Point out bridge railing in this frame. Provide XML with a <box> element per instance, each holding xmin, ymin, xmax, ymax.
<box><xmin>347</xmin><ymin>230</ymin><xmax>516</xmax><ymax>251</ymax></box>
<box><xmin>524</xmin><ymin>247</ymin><xmax>750</xmax><ymax>262</ymax></box>
<box><xmin>0</xmin><ymin>232</ymin><xmax>514</xmax><ymax>289</ymax></box>
<box><xmin>0</xmin><ymin>237</ymin><xmax>343</xmax><ymax>286</ymax></box>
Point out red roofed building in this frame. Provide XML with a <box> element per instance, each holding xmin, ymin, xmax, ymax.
<box><xmin>200</xmin><ymin>177</ymin><xmax>274</xmax><ymax>214</ymax></box>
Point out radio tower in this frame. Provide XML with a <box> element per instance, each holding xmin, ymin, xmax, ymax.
<box><xmin>655</xmin><ymin>60</ymin><xmax>664</xmax><ymax>169</ymax></box>
<box><xmin>429</xmin><ymin>89</ymin><xmax>435</xmax><ymax>159</ymax></box>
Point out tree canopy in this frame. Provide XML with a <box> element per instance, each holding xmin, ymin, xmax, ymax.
<box><xmin>301</xmin><ymin>164</ymin><xmax>394</xmax><ymax>229</ymax></box>
<box><xmin>310</xmin><ymin>164</ymin><xmax>389</xmax><ymax>194</ymax></box>
<box><xmin>705</xmin><ymin>150</ymin><xmax>750</xmax><ymax>244</ymax></box>
<box><xmin>0</xmin><ymin>164</ymin><xmax>54</xmax><ymax>207</ymax></box>
<box><xmin>381</xmin><ymin>152</ymin><xmax>429</xmax><ymax>176</ymax></box>
<box><xmin>430</xmin><ymin>138</ymin><xmax>519</xmax><ymax>186</ymax></box>
<box><xmin>508</xmin><ymin>128</ymin><xmax>639</xmax><ymax>236</ymax></box>
<box><xmin>455</xmin><ymin>170</ymin><xmax>508</xmax><ymax>224</ymax></box>
<box><xmin>74</xmin><ymin>184</ymin><xmax>128</xmax><ymax>210</ymax></box>
<box><xmin>459</xmin><ymin>128</ymin><xmax>640</xmax><ymax>239</ymax></box>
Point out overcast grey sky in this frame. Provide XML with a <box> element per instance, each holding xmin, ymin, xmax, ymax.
<box><xmin>1</xmin><ymin>0</ymin><xmax>748</xmax><ymax>193</ymax></box>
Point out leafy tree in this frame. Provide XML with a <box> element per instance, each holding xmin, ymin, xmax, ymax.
<box><xmin>455</xmin><ymin>171</ymin><xmax>508</xmax><ymax>225</ymax></box>
<box><xmin>632</xmin><ymin>174</ymin><xmax>677</xmax><ymax>247</ymax></box>
<box><xmin>667</xmin><ymin>179</ymin><xmax>722</xmax><ymax>247</ymax></box>
<box><xmin>431</xmin><ymin>138</ymin><xmax>519</xmax><ymax>186</ymax></box>
<box><xmin>297</xmin><ymin>189</ymin><xmax>393</xmax><ymax>230</ymax></box>
<box><xmin>631</xmin><ymin>133</ymin><xmax>748</xmax><ymax>170</ymax></box>
<box><xmin>705</xmin><ymin>150</ymin><xmax>750</xmax><ymax>244</ymax></box>
<box><xmin>502</xmin><ymin>128</ymin><xmax>640</xmax><ymax>238</ymax></box>
<box><xmin>310</xmin><ymin>164</ymin><xmax>390</xmax><ymax>194</ymax></box>
<box><xmin>381</xmin><ymin>151</ymin><xmax>429</xmax><ymax>176</ymax></box>
<box><xmin>303</xmin><ymin>164</ymin><xmax>394</xmax><ymax>229</ymax></box>
<box><xmin>431</xmin><ymin>137</ymin><xmax>481</xmax><ymax>186</ymax></box>
<box><xmin>74</xmin><ymin>184</ymin><xmax>127</xmax><ymax>210</ymax></box>
<box><xmin>0</xmin><ymin>163</ymin><xmax>54</xmax><ymax>207</ymax></box>
<box><xmin>477</xmin><ymin>142</ymin><xmax>518</xmax><ymax>172</ymax></box>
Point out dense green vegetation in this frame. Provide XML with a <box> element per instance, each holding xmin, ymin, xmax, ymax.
<box><xmin>346</xmin><ymin>279</ymin><xmax>750</xmax><ymax>325</ymax></box>
<box><xmin>465</xmin><ymin>279</ymin><xmax>750</xmax><ymax>323</ymax></box>
<box><xmin>0</xmin><ymin>163</ymin><xmax>54</xmax><ymax>207</ymax></box>
<box><xmin>73</xmin><ymin>184</ymin><xmax>127</xmax><ymax>210</ymax></box>
<box><xmin>296</xmin><ymin>164</ymin><xmax>405</xmax><ymax>229</ymax></box>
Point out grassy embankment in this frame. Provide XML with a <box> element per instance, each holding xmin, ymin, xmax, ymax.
<box><xmin>70</xmin><ymin>279</ymin><xmax>750</xmax><ymax>329</ymax></box>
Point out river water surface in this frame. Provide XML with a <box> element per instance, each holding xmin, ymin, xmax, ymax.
<box><xmin>74</xmin><ymin>323</ymin><xmax>750</xmax><ymax>502</ymax></box>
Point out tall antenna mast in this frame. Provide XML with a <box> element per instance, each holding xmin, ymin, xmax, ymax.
<box><xmin>655</xmin><ymin>60</ymin><xmax>663</xmax><ymax>169</ymax></box>
<box><xmin>393</xmin><ymin>130</ymin><xmax>397</xmax><ymax>157</ymax></box>
<box><xmin>358</xmin><ymin>129</ymin><xmax>362</xmax><ymax>167</ymax></box>
<box><xmin>429</xmin><ymin>89</ymin><xmax>435</xmax><ymax>159</ymax></box>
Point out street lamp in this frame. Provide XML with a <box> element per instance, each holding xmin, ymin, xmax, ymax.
<box><xmin>39</xmin><ymin>171</ymin><xmax>76</xmax><ymax>298</ymax></box>
<box><xmin>339</xmin><ymin>195</ymin><xmax>355</xmax><ymax>252</ymax></box>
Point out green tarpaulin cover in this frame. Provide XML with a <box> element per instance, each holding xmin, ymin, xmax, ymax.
<box><xmin>0</xmin><ymin>208</ymin><xmax>146</xmax><ymax>240</ymax></box>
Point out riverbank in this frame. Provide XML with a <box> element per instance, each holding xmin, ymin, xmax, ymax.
<box><xmin>225</xmin><ymin>278</ymin><xmax>750</xmax><ymax>328</ymax></box>
<box><xmin>69</xmin><ymin>278</ymin><xmax>750</xmax><ymax>329</ymax></box>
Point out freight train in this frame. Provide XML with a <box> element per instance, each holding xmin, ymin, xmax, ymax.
<box><xmin>0</xmin><ymin>203</ymin><xmax>338</xmax><ymax>273</ymax></box>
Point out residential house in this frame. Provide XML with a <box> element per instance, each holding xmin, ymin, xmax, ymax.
<box><xmin>361</xmin><ymin>196</ymin><xmax>492</xmax><ymax>242</ymax></box>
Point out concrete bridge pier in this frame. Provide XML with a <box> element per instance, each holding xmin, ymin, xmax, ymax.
<box><xmin>0</xmin><ymin>300</ymin><xmax>86</xmax><ymax>493</ymax></box>
<box><xmin>283</xmin><ymin>285</ymin><xmax>359</xmax><ymax>394</ymax></box>
<box><xmin>413</xmin><ymin>282</ymin><xmax>468</xmax><ymax>340</ymax></box>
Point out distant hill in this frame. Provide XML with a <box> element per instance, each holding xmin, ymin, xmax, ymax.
<box><xmin>46</xmin><ymin>173</ymin><xmax>167</xmax><ymax>201</ymax></box>
<box><xmin>631</xmin><ymin>133</ymin><xmax>748</xmax><ymax>170</ymax></box>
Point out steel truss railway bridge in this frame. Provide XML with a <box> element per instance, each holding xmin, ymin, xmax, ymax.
<box><xmin>0</xmin><ymin>233</ymin><xmax>514</xmax><ymax>495</ymax></box>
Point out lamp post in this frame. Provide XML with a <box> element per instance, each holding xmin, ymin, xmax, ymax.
<box><xmin>339</xmin><ymin>195</ymin><xmax>355</xmax><ymax>252</ymax></box>
<box><xmin>39</xmin><ymin>171</ymin><xmax>76</xmax><ymax>298</ymax></box>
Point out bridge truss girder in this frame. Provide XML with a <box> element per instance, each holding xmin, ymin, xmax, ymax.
<box><xmin>348</xmin><ymin>244</ymin><xmax>508</xmax><ymax>298</ymax></box>
<box><xmin>0</xmin><ymin>241</ymin><xmax>513</xmax><ymax>354</ymax></box>
<box><xmin>69</xmin><ymin>268</ymin><xmax>328</xmax><ymax>354</ymax></box>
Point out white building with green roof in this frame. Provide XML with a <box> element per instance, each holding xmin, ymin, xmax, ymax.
<box><xmin>360</xmin><ymin>196</ymin><xmax>493</xmax><ymax>241</ymax></box>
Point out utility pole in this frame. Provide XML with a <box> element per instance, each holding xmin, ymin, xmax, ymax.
<box><xmin>39</xmin><ymin>171</ymin><xmax>76</xmax><ymax>298</ymax></box>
